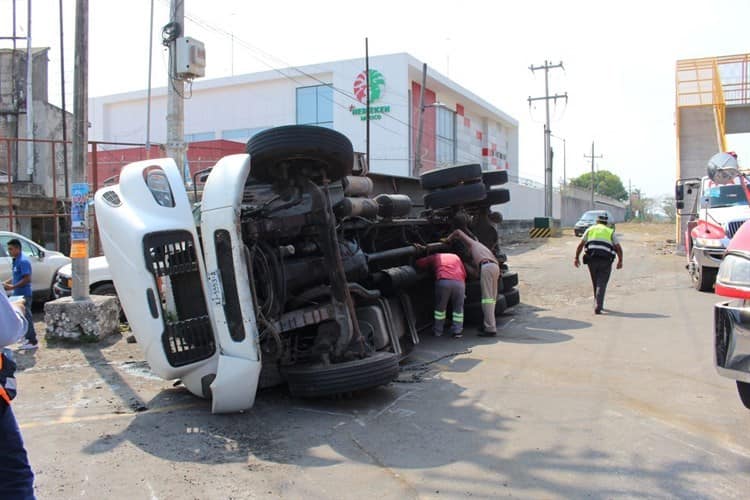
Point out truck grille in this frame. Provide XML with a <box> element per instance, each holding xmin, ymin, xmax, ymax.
<box><xmin>726</xmin><ymin>220</ymin><xmax>747</xmax><ymax>239</ymax></box>
<box><xmin>143</xmin><ymin>231</ymin><xmax>216</xmax><ymax>367</ymax></box>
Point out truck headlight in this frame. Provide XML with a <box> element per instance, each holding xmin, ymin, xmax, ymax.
<box><xmin>718</xmin><ymin>254</ymin><xmax>750</xmax><ymax>286</ymax></box>
<box><xmin>695</xmin><ymin>237</ymin><xmax>725</xmax><ymax>248</ymax></box>
<box><xmin>143</xmin><ymin>166</ymin><xmax>175</xmax><ymax>208</ymax></box>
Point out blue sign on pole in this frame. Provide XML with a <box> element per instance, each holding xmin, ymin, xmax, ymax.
<box><xmin>71</xmin><ymin>183</ymin><xmax>89</xmax><ymax>230</ymax></box>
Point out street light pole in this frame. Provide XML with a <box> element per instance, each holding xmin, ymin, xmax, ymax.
<box><xmin>550</xmin><ymin>133</ymin><xmax>566</xmax><ymax>189</ymax></box>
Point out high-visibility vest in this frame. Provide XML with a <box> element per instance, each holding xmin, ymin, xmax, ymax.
<box><xmin>0</xmin><ymin>350</ymin><xmax>17</xmax><ymax>406</ymax></box>
<box><xmin>584</xmin><ymin>224</ymin><xmax>617</xmax><ymax>259</ymax></box>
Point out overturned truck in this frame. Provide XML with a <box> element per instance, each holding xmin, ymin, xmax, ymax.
<box><xmin>95</xmin><ymin>126</ymin><xmax>519</xmax><ymax>413</ymax></box>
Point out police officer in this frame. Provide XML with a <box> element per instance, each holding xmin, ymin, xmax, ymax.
<box><xmin>574</xmin><ymin>213</ymin><xmax>623</xmax><ymax>314</ymax></box>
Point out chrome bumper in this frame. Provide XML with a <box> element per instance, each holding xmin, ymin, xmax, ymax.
<box><xmin>715</xmin><ymin>301</ymin><xmax>750</xmax><ymax>383</ymax></box>
<box><xmin>694</xmin><ymin>246</ymin><xmax>725</xmax><ymax>269</ymax></box>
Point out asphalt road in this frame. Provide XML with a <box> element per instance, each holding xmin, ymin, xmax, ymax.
<box><xmin>12</xmin><ymin>223</ymin><xmax>750</xmax><ymax>499</ymax></box>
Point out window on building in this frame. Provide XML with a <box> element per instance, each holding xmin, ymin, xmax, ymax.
<box><xmin>221</xmin><ymin>127</ymin><xmax>269</xmax><ymax>143</ymax></box>
<box><xmin>296</xmin><ymin>84</ymin><xmax>334</xmax><ymax>128</ymax></box>
<box><xmin>436</xmin><ymin>107</ymin><xmax>456</xmax><ymax>164</ymax></box>
<box><xmin>185</xmin><ymin>132</ymin><xmax>215</xmax><ymax>143</ymax></box>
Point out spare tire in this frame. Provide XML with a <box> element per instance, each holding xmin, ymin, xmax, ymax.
<box><xmin>247</xmin><ymin>125</ymin><xmax>354</xmax><ymax>184</ymax></box>
<box><xmin>424</xmin><ymin>182</ymin><xmax>487</xmax><ymax>209</ymax></box>
<box><xmin>501</xmin><ymin>271</ymin><xmax>518</xmax><ymax>292</ymax></box>
<box><xmin>462</xmin><ymin>294</ymin><xmax>508</xmax><ymax>325</ymax></box>
<box><xmin>283</xmin><ymin>351</ymin><xmax>399</xmax><ymax>398</ymax></box>
<box><xmin>502</xmin><ymin>287</ymin><xmax>520</xmax><ymax>308</ymax></box>
<box><xmin>420</xmin><ymin>163</ymin><xmax>482</xmax><ymax>190</ymax></box>
<box><xmin>483</xmin><ymin>187</ymin><xmax>511</xmax><ymax>206</ymax></box>
<box><xmin>482</xmin><ymin>170</ymin><xmax>509</xmax><ymax>186</ymax></box>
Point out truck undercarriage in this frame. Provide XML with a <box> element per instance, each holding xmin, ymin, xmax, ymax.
<box><xmin>95</xmin><ymin>125</ymin><xmax>519</xmax><ymax>412</ymax></box>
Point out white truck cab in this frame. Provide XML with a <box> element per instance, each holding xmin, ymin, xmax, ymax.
<box><xmin>677</xmin><ymin>152</ymin><xmax>750</xmax><ymax>291</ymax></box>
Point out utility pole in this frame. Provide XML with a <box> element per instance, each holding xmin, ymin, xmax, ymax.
<box><xmin>584</xmin><ymin>141</ymin><xmax>603</xmax><ymax>210</ymax></box>
<box><xmin>25</xmin><ymin>0</ymin><xmax>34</xmax><ymax>179</ymax></box>
<box><xmin>58</xmin><ymin>0</ymin><xmax>69</xmax><ymax>198</ymax></box>
<box><xmin>628</xmin><ymin>178</ymin><xmax>633</xmax><ymax>220</ymax></box>
<box><xmin>165</xmin><ymin>0</ymin><xmax>185</xmax><ymax>173</ymax></box>
<box><xmin>70</xmin><ymin>0</ymin><xmax>89</xmax><ymax>300</ymax></box>
<box><xmin>528</xmin><ymin>60</ymin><xmax>567</xmax><ymax>217</ymax></box>
<box><xmin>145</xmin><ymin>0</ymin><xmax>155</xmax><ymax>157</ymax></box>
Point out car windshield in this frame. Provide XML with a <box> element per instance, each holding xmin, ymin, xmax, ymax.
<box><xmin>580</xmin><ymin>211</ymin><xmax>604</xmax><ymax>222</ymax></box>
<box><xmin>708</xmin><ymin>184</ymin><xmax>749</xmax><ymax>208</ymax></box>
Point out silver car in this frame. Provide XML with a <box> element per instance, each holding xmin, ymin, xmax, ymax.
<box><xmin>574</xmin><ymin>210</ymin><xmax>615</xmax><ymax>237</ymax></box>
<box><xmin>0</xmin><ymin>231</ymin><xmax>71</xmax><ymax>302</ymax></box>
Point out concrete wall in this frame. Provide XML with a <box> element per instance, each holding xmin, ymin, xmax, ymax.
<box><xmin>15</xmin><ymin>102</ymin><xmax>73</xmax><ymax>196</ymax></box>
<box><xmin>677</xmin><ymin>106</ymin><xmax>721</xmax><ymax>249</ymax></box>
<box><xmin>726</xmin><ymin>104</ymin><xmax>750</xmax><ymax>134</ymax></box>
<box><xmin>502</xmin><ymin>183</ymin><xmax>545</xmax><ymax>219</ymax></box>
<box><xmin>559</xmin><ymin>186</ymin><xmax>626</xmax><ymax>226</ymax></box>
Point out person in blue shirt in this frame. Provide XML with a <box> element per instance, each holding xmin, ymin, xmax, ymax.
<box><xmin>3</xmin><ymin>240</ymin><xmax>37</xmax><ymax>350</ymax></box>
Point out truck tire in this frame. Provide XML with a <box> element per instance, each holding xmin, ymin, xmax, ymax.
<box><xmin>690</xmin><ymin>250</ymin><xmax>716</xmax><ymax>292</ymax></box>
<box><xmin>502</xmin><ymin>287</ymin><xmax>520</xmax><ymax>308</ymax></box>
<box><xmin>483</xmin><ymin>187</ymin><xmax>511</xmax><ymax>206</ymax></box>
<box><xmin>246</xmin><ymin>125</ymin><xmax>354</xmax><ymax>184</ymax></box>
<box><xmin>283</xmin><ymin>351</ymin><xmax>399</xmax><ymax>398</ymax></box>
<box><xmin>420</xmin><ymin>163</ymin><xmax>482</xmax><ymax>190</ymax></box>
<box><xmin>462</xmin><ymin>294</ymin><xmax>509</xmax><ymax>325</ymax></box>
<box><xmin>738</xmin><ymin>381</ymin><xmax>750</xmax><ymax>410</ymax></box>
<box><xmin>501</xmin><ymin>271</ymin><xmax>518</xmax><ymax>292</ymax></box>
<box><xmin>424</xmin><ymin>183</ymin><xmax>486</xmax><ymax>209</ymax></box>
<box><xmin>482</xmin><ymin>170</ymin><xmax>509</xmax><ymax>186</ymax></box>
<box><xmin>465</xmin><ymin>271</ymin><xmax>516</xmax><ymax>303</ymax></box>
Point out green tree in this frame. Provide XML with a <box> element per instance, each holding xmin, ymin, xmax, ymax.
<box><xmin>570</xmin><ymin>170</ymin><xmax>628</xmax><ymax>201</ymax></box>
<box><xmin>661</xmin><ymin>197</ymin><xmax>676</xmax><ymax>222</ymax></box>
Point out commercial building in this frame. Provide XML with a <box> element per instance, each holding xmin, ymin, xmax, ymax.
<box><xmin>89</xmin><ymin>53</ymin><xmax>519</xmax><ymax>180</ymax></box>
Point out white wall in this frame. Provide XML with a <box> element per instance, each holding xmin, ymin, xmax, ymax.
<box><xmin>89</xmin><ymin>53</ymin><xmax>518</xmax><ymax>180</ymax></box>
<box><xmin>500</xmin><ymin>183</ymin><xmax>546</xmax><ymax>219</ymax></box>
<box><xmin>330</xmin><ymin>54</ymin><xmax>412</xmax><ymax>177</ymax></box>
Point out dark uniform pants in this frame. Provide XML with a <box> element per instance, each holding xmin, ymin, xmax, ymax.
<box><xmin>434</xmin><ymin>279</ymin><xmax>465</xmax><ymax>335</ymax></box>
<box><xmin>0</xmin><ymin>404</ymin><xmax>35</xmax><ymax>499</ymax></box>
<box><xmin>587</xmin><ymin>258</ymin><xmax>612</xmax><ymax>310</ymax></box>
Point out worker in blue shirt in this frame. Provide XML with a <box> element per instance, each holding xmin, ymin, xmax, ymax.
<box><xmin>3</xmin><ymin>239</ymin><xmax>37</xmax><ymax>350</ymax></box>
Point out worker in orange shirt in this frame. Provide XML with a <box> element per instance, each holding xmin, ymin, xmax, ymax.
<box><xmin>416</xmin><ymin>252</ymin><xmax>467</xmax><ymax>338</ymax></box>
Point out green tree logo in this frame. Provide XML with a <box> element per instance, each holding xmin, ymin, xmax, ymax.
<box><xmin>353</xmin><ymin>69</ymin><xmax>386</xmax><ymax>104</ymax></box>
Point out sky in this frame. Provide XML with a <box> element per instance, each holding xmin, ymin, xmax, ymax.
<box><xmin>2</xmin><ymin>0</ymin><xmax>750</xmax><ymax>198</ymax></box>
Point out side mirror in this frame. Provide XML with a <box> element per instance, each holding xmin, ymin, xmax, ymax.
<box><xmin>37</xmin><ymin>249</ymin><xmax>45</xmax><ymax>259</ymax></box>
<box><xmin>676</xmin><ymin>200</ymin><xmax>684</xmax><ymax>210</ymax></box>
<box><xmin>675</xmin><ymin>184</ymin><xmax>684</xmax><ymax>202</ymax></box>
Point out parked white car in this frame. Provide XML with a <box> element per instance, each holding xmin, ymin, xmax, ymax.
<box><xmin>52</xmin><ymin>256</ymin><xmax>116</xmax><ymax>299</ymax></box>
<box><xmin>0</xmin><ymin>231</ymin><xmax>71</xmax><ymax>302</ymax></box>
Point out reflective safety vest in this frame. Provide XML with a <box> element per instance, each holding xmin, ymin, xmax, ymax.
<box><xmin>584</xmin><ymin>224</ymin><xmax>617</xmax><ymax>260</ymax></box>
<box><xmin>0</xmin><ymin>349</ymin><xmax>17</xmax><ymax>406</ymax></box>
